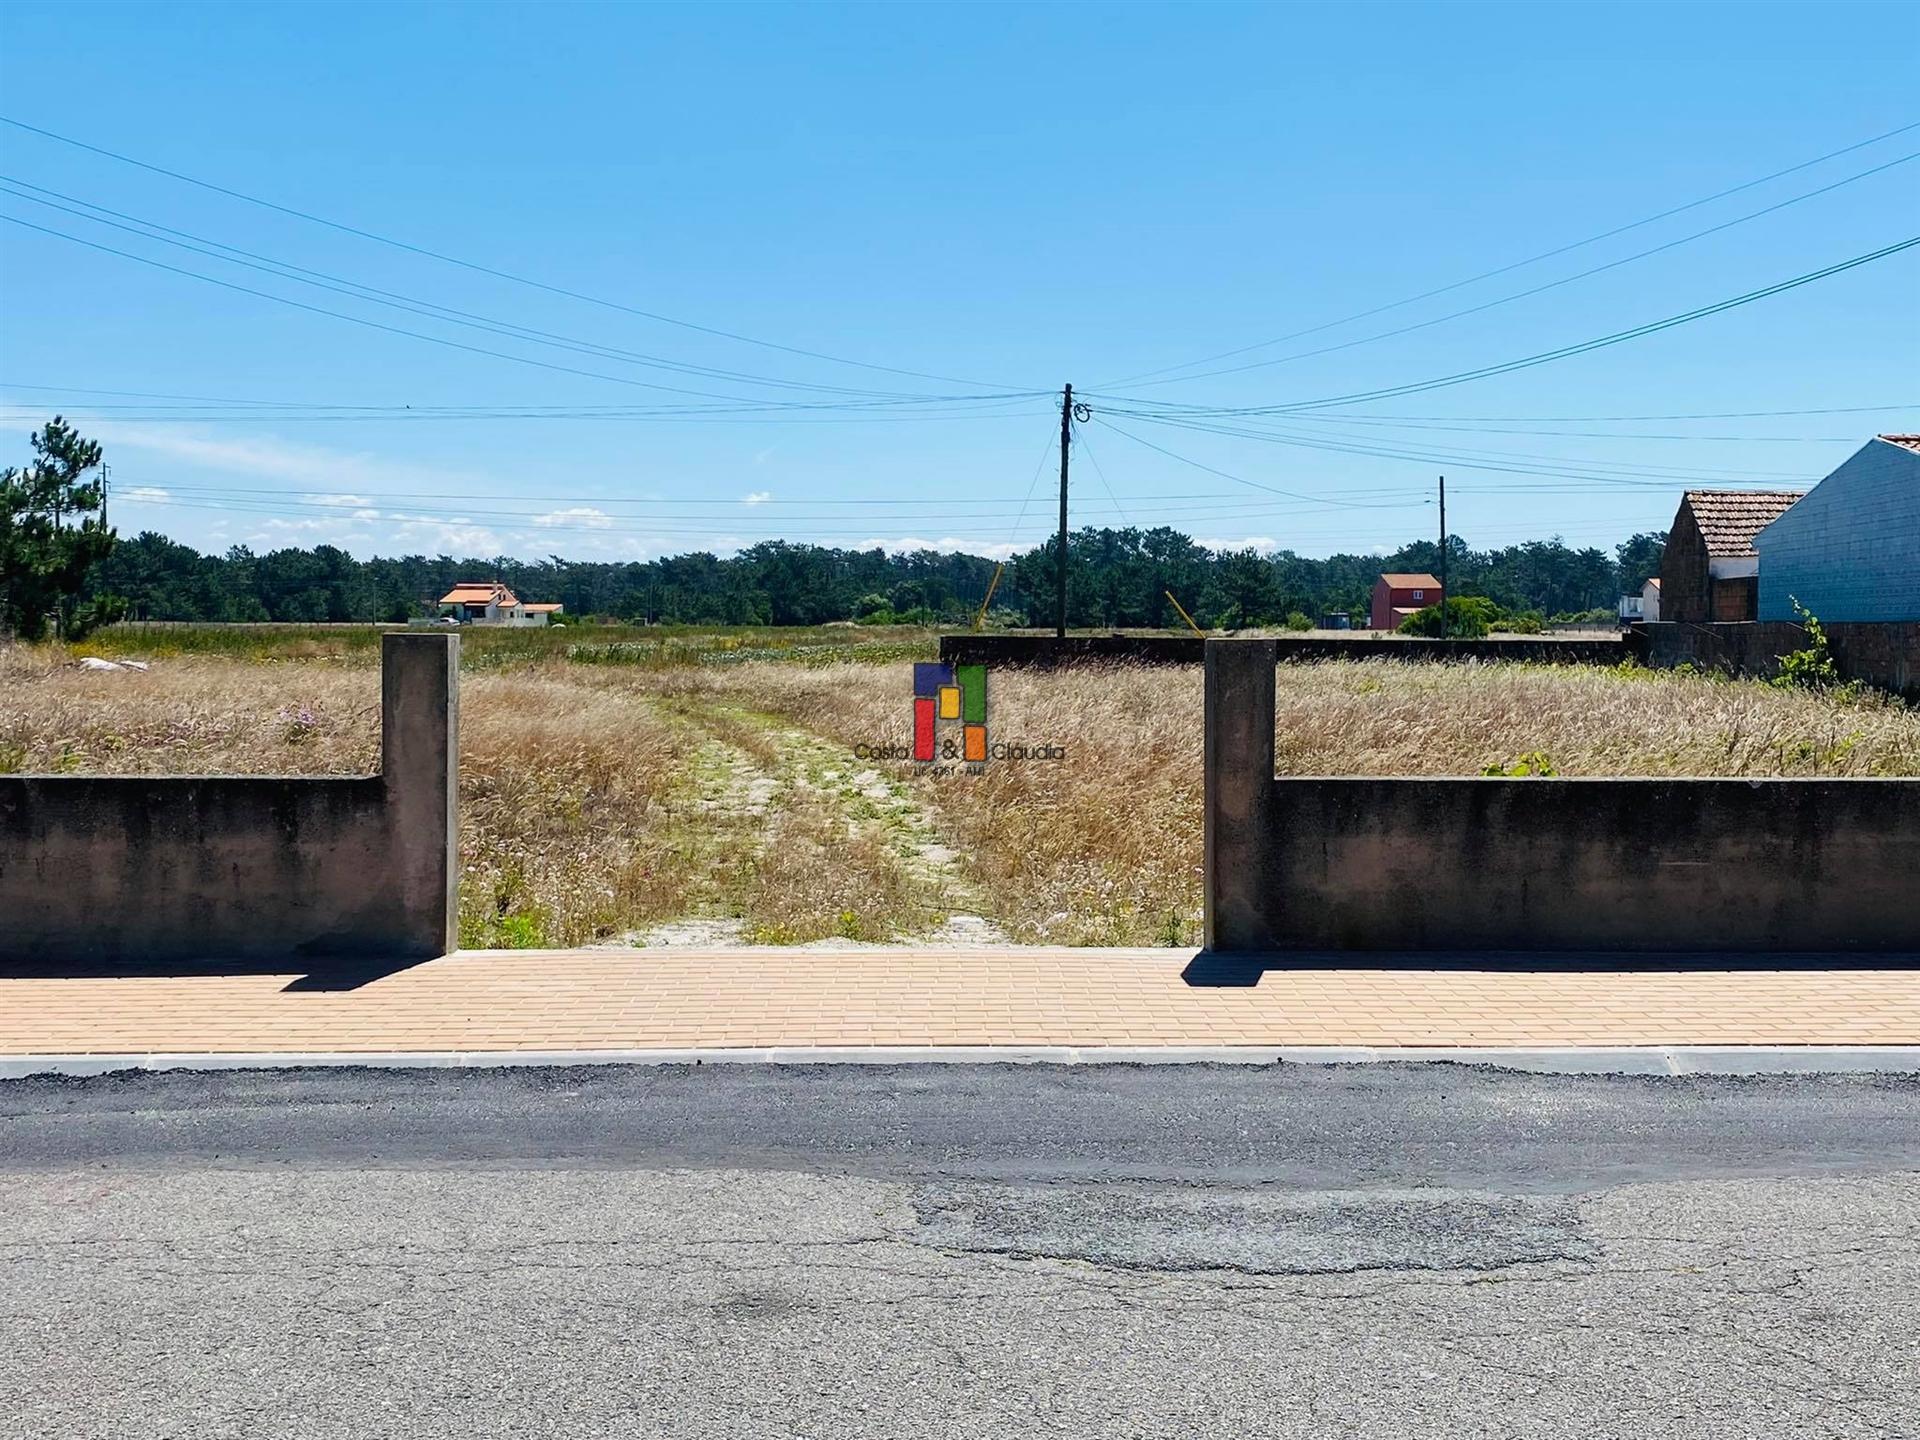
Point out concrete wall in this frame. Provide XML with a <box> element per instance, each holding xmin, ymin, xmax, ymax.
<box><xmin>942</xmin><ymin>633</ymin><xmax>1627</xmax><ymax>669</ymax></box>
<box><xmin>1204</xmin><ymin>639</ymin><xmax>1920</xmax><ymax>953</ymax></box>
<box><xmin>1641</xmin><ymin>621</ymin><xmax>1919</xmax><ymax>697</ymax></box>
<box><xmin>1755</xmin><ymin>438</ymin><xmax>1920</xmax><ymax>622</ymax></box>
<box><xmin>0</xmin><ymin>633</ymin><xmax>458</xmax><ymax>962</ymax></box>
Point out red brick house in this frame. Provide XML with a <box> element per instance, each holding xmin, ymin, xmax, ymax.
<box><xmin>1657</xmin><ymin>491</ymin><xmax>1805</xmax><ymax>624</ymax></box>
<box><xmin>1370</xmin><ymin>573</ymin><xmax>1442</xmax><ymax>630</ymax></box>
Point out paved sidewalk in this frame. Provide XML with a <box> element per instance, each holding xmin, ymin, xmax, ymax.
<box><xmin>2</xmin><ymin>948</ymin><xmax>1918</xmax><ymax>1061</ymax></box>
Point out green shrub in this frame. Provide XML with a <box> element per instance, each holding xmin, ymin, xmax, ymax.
<box><xmin>1283</xmin><ymin>611</ymin><xmax>1313</xmax><ymax>632</ymax></box>
<box><xmin>1399</xmin><ymin>596</ymin><xmax>1497</xmax><ymax>639</ymax></box>
<box><xmin>1772</xmin><ymin>597</ymin><xmax>1852</xmax><ymax>694</ymax></box>
<box><xmin>1481</xmin><ymin>751</ymin><xmax>1558</xmax><ymax>777</ymax></box>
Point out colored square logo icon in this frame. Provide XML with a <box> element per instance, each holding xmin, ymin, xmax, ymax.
<box><xmin>911</xmin><ymin>662</ymin><xmax>985</xmax><ymax>761</ymax></box>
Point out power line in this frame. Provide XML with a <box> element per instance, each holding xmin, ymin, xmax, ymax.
<box><xmin>1092</xmin><ymin>234</ymin><xmax>1920</xmax><ymax>417</ymax></box>
<box><xmin>1099</xmin><ymin>410</ymin><xmax>1815</xmax><ymax>480</ymax></box>
<box><xmin>1119</xmin><ymin>149</ymin><xmax>1920</xmax><ymax>388</ymax></box>
<box><xmin>1102</xmin><ymin>413</ymin><xmax>1814</xmax><ymax>488</ymax></box>
<box><xmin>1090</xmin><ymin>418</ymin><xmax>1435</xmax><ymax>508</ymax></box>
<box><xmin>1272</xmin><ymin>415</ymin><xmax>1869</xmax><ymax>442</ymax></box>
<box><xmin>0</xmin><ymin>212</ymin><xmax>1038</xmax><ymax>415</ymax></box>
<box><xmin>1286</xmin><ymin>403</ymin><xmax>1919</xmax><ymax>422</ymax></box>
<box><xmin>112</xmin><ymin>493</ymin><xmax>1432</xmax><ymax>542</ymax></box>
<box><xmin>133</xmin><ymin>484</ymin><xmax>1426</xmax><ymax>520</ymax></box>
<box><xmin>0</xmin><ymin>406</ymin><xmax>1048</xmax><ymax>426</ymax></box>
<box><xmin>1106</xmin><ymin>119</ymin><xmax>1920</xmax><ymax>385</ymax></box>
<box><xmin>0</xmin><ymin>176</ymin><xmax>1025</xmax><ymax>405</ymax></box>
<box><xmin>0</xmin><ymin>381</ymin><xmax>1043</xmax><ymax>417</ymax></box>
<box><xmin>1069</xmin><ymin>421</ymin><xmax>1134</xmax><ymax>531</ymax></box>
<box><xmin>0</xmin><ymin>113</ymin><xmax>1027</xmax><ymax>391</ymax></box>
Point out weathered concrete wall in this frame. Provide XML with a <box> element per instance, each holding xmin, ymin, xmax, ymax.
<box><xmin>1641</xmin><ymin>621</ymin><xmax>1919</xmax><ymax>696</ymax></box>
<box><xmin>1204</xmin><ymin>639</ymin><xmax>1920</xmax><ymax>953</ymax></box>
<box><xmin>943</xmin><ymin>633</ymin><xmax>1627</xmax><ymax>669</ymax></box>
<box><xmin>0</xmin><ymin>633</ymin><xmax>458</xmax><ymax>962</ymax></box>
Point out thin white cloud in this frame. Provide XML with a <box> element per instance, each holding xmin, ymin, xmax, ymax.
<box><xmin>1196</xmin><ymin>536</ymin><xmax>1281</xmax><ymax>555</ymax></box>
<box><xmin>86</xmin><ymin>422</ymin><xmax>484</xmax><ymax>493</ymax></box>
<box><xmin>120</xmin><ymin>486</ymin><xmax>171</xmax><ymax>504</ymax></box>
<box><xmin>532</xmin><ymin>506</ymin><xmax>614</xmax><ymax>529</ymax></box>
<box><xmin>741</xmin><ymin>491</ymin><xmax>772</xmax><ymax>506</ymax></box>
<box><xmin>854</xmin><ymin>536</ymin><xmax>1022</xmax><ymax>559</ymax></box>
<box><xmin>242</xmin><ymin>514</ymin><xmax>506</xmax><ymax>556</ymax></box>
<box><xmin>304</xmin><ymin>492</ymin><xmax>372</xmax><ymax>508</ymax></box>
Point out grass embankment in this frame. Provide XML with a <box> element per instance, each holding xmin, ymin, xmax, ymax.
<box><xmin>5</xmin><ymin>627</ymin><xmax>1916</xmax><ymax>947</ymax></box>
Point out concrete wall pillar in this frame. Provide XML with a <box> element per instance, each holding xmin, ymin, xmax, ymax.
<box><xmin>1204</xmin><ymin>639</ymin><xmax>1278</xmax><ymax>951</ymax></box>
<box><xmin>381</xmin><ymin>632</ymin><xmax>459</xmax><ymax>956</ymax></box>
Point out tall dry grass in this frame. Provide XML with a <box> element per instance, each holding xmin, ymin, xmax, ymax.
<box><xmin>634</xmin><ymin>657</ymin><xmax>1920</xmax><ymax>944</ymax></box>
<box><xmin>0</xmin><ymin>646</ymin><xmax>693</xmax><ymax>948</ymax></box>
<box><xmin>6</xmin><ymin>641</ymin><xmax>1916</xmax><ymax>947</ymax></box>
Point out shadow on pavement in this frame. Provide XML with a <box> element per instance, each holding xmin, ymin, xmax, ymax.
<box><xmin>1181</xmin><ymin>950</ymin><xmax>1920</xmax><ymax>987</ymax></box>
<box><xmin>0</xmin><ymin>955</ymin><xmax>438</xmax><ymax>992</ymax></box>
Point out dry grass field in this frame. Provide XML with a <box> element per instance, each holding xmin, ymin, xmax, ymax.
<box><xmin>5</xmin><ymin>626</ymin><xmax>1916</xmax><ymax>948</ymax></box>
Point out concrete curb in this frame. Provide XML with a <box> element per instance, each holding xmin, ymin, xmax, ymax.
<box><xmin>5</xmin><ymin>1045</ymin><xmax>1920</xmax><ymax>1079</ymax></box>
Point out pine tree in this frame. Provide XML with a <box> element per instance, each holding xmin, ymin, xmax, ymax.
<box><xmin>0</xmin><ymin>417</ymin><xmax>122</xmax><ymax>640</ymax></box>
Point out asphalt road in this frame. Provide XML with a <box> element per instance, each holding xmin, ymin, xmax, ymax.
<box><xmin>2</xmin><ymin>1063</ymin><xmax>1916</xmax><ymax>1439</ymax></box>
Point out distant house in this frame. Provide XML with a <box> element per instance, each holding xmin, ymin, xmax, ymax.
<box><xmin>1752</xmin><ymin>435</ymin><xmax>1920</xmax><ymax>623</ymax></box>
<box><xmin>1619</xmin><ymin>576</ymin><xmax>1661</xmax><ymax>624</ymax></box>
<box><xmin>1370</xmin><ymin>573</ymin><xmax>1442</xmax><ymax>631</ymax></box>
<box><xmin>436</xmin><ymin>583</ymin><xmax>564</xmax><ymax>627</ymax></box>
<box><xmin>1657</xmin><ymin>491</ymin><xmax>1806</xmax><ymax>624</ymax></box>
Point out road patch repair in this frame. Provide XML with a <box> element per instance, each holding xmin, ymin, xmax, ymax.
<box><xmin>3</xmin><ymin>945</ymin><xmax>1918</xmax><ymax>1077</ymax></box>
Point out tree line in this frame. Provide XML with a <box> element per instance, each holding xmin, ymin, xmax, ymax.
<box><xmin>87</xmin><ymin>525</ymin><xmax>1664</xmax><ymax>629</ymax></box>
<box><xmin>6</xmin><ymin>419</ymin><xmax>1667</xmax><ymax>635</ymax></box>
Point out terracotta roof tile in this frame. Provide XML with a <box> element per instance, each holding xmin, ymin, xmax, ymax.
<box><xmin>1378</xmin><ymin>573</ymin><xmax>1442</xmax><ymax>588</ymax></box>
<box><xmin>1878</xmin><ymin>433</ymin><xmax>1920</xmax><ymax>454</ymax></box>
<box><xmin>438</xmin><ymin>582</ymin><xmax>520</xmax><ymax>606</ymax></box>
<box><xmin>1682</xmin><ymin>491</ymin><xmax>1805</xmax><ymax>558</ymax></box>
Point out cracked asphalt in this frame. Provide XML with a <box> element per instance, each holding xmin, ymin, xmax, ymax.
<box><xmin>2</xmin><ymin>1063</ymin><xmax>1916</xmax><ymax>1438</ymax></box>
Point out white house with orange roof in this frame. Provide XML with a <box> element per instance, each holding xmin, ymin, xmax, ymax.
<box><xmin>436</xmin><ymin>582</ymin><xmax>565</xmax><ymax>626</ymax></box>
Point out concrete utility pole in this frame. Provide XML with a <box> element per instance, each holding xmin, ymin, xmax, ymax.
<box><xmin>1056</xmin><ymin>384</ymin><xmax>1072</xmax><ymax>638</ymax></box>
<box><xmin>1437</xmin><ymin>474</ymin><xmax>1448</xmax><ymax>639</ymax></box>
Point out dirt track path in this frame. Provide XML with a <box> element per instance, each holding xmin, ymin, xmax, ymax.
<box><xmin>610</xmin><ymin>698</ymin><xmax>1005</xmax><ymax>947</ymax></box>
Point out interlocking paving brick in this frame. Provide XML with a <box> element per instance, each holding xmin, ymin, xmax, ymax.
<box><xmin>2</xmin><ymin>948</ymin><xmax>1918</xmax><ymax>1054</ymax></box>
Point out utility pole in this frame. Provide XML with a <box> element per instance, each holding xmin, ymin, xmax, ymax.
<box><xmin>1436</xmin><ymin>474</ymin><xmax>1448</xmax><ymax>640</ymax></box>
<box><xmin>99</xmin><ymin>462</ymin><xmax>109</xmax><ymax>529</ymax></box>
<box><xmin>1056</xmin><ymin>383</ymin><xmax>1072</xmax><ymax>637</ymax></box>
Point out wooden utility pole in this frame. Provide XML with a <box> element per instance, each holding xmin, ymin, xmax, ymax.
<box><xmin>1056</xmin><ymin>384</ymin><xmax>1072</xmax><ymax>637</ymax></box>
<box><xmin>1436</xmin><ymin>474</ymin><xmax>1448</xmax><ymax>639</ymax></box>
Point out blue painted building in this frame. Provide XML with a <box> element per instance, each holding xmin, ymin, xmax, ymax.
<box><xmin>1754</xmin><ymin>435</ymin><xmax>1920</xmax><ymax>622</ymax></box>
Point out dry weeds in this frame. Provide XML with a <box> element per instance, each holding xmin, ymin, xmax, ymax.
<box><xmin>5</xmin><ymin>641</ymin><xmax>1915</xmax><ymax>947</ymax></box>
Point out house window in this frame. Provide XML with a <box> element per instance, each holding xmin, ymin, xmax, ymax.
<box><xmin>1412</xmin><ymin>590</ymin><xmax>1424</xmax><ymax>600</ymax></box>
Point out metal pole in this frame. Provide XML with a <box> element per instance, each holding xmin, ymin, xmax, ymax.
<box><xmin>1056</xmin><ymin>384</ymin><xmax>1072</xmax><ymax>638</ymax></box>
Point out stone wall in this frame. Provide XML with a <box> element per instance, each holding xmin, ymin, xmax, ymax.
<box><xmin>1204</xmin><ymin>639</ymin><xmax>1920</xmax><ymax>953</ymax></box>
<box><xmin>1641</xmin><ymin>621</ymin><xmax>1920</xmax><ymax>696</ymax></box>
<box><xmin>0</xmin><ymin>633</ymin><xmax>458</xmax><ymax>963</ymax></box>
<box><xmin>942</xmin><ymin>632</ymin><xmax>1628</xmax><ymax>669</ymax></box>
<box><xmin>1658</xmin><ymin>503</ymin><xmax>1710</xmax><ymax>624</ymax></box>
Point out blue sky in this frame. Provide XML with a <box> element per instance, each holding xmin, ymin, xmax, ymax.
<box><xmin>1</xmin><ymin>0</ymin><xmax>1915</xmax><ymax>564</ymax></box>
